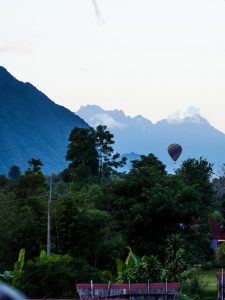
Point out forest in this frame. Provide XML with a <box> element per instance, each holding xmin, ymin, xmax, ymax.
<box><xmin>0</xmin><ymin>125</ymin><xmax>225</xmax><ymax>299</ymax></box>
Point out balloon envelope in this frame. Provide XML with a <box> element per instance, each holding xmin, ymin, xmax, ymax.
<box><xmin>168</xmin><ymin>144</ymin><xmax>182</xmax><ymax>161</ymax></box>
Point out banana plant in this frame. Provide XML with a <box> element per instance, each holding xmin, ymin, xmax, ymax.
<box><xmin>116</xmin><ymin>247</ymin><xmax>141</xmax><ymax>283</ymax></box>
<box><xmin>0</xmin><ymin>249</ymin><xmax>25</xmax><ymax>285</ymax></box>
<box><xmin>116</xmin><ymin>247</ymin><xmax>164</xmax><ymax>283</ymax></box>
<box><xmin>0</xmin><ymin>271</ymin><xmax>13</xmax><ymax>283</ymax></box>
<box><xmin>12</xmin><ymin>248</ymin><xmax>25</xmax><ymax>286</ymax></box>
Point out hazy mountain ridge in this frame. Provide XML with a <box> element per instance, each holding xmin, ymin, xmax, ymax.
<box><xmin>76</xmin><ymin>105</ymin><xmax>225</xmax><ymax>171</ymax></box>
<box><xmin>1</xmin><ymin>66</ymin><xmax>224</xmax><ymax>175</ymax></box>
<box><xmin>0</xmin><ymin>67</ymin><xmax>88</xmax><ymax>174</ymax></box>
<box><xmin>78</xmin><ymin>105</ymin><xmax>153</xmax><ymax>130</ymax></box>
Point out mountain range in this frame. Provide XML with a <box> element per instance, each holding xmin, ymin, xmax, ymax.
<box><xmin>1</xmin><ymin>66</ymin><xmax>225</xmax><ymax>175</ymax></box>
<box><xmin>76</xmin><ymin>105</ymin><xmax>225</xmax><ymax>172</ymax></box>
<box><xmin>0</xmin><ymin>66</ymin><xmax>88</xmax><ymax>174</ymax></box>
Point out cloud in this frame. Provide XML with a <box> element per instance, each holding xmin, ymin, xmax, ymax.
<box><xmin>90</xmin><ymin>113</ymin><xmax>127</xmax><ymax>129</ymax></box>
<box><xmin>186</xmin><ymin>106</ymin><xmax>201</xmax><ymax>117</ymax></box>
<box><xmin>167</xmin><ymin>106</ymin><xmax>206</xmax><ymax>124</ymax></box>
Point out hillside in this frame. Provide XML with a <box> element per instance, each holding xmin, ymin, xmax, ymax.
<box><xmin>0</xmin><ymin>67</ymin><xmax>88</xmax><ymax>174</ymax></box>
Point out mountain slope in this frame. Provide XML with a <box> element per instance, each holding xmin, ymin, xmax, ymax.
<box><xmin>0</xmin><ymin>67</ymin><xmax>88</xmax><ymax>174</ymax></box>
<box><xmin>76</xmin><ymin>105</ymin><xmax>225</xmax><ymax>171</ymax></box>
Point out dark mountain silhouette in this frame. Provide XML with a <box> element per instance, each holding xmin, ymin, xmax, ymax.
<box><xmin>1</xmin><ymin>66</ymin><xmax>224</xmax><ymax>175</ymax></box>
<box><xmin>77</xmin><ymin>105</ymin><xmax>225</xmax><ymax>172</ymax></box>
<box><xmin>0</xmin><ymin>67</ymin><xmax>88</xmax><ymax>174</ymax></box>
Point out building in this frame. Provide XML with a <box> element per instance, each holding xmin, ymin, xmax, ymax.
<box><xmin>210</xmin><ymin>216</ymin><xmax>225</xmax><ymax>251</ymax></box>
<box><xmin>216</xmin><ymin>272</ymin><xmax>225</xmax><ymax>300</ymax></box>
<box><xmin>76</xmin><ymin>283</ymin><xmax>180</xmax><ymax>300</ymax></box>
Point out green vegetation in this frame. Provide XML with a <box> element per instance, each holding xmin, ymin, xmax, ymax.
<box><xmin>195</xmin><ymin>269</ymin><xmax>218</xmax><ymax>300</ymax></box>
<box><xmin>0</xmin><ymin>125</ymin><xmax>225</xmax><ymax>298</ymax></box>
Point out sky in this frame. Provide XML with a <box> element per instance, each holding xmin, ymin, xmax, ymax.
<box><xmin>1</xmin><ymin>0</ymin><xmax>225</xmax><ymax>132</ymax></box>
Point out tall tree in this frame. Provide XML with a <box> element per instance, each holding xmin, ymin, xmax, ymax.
<box><xmin>176</xmin><ymin>157</ymin><xmax>214</xmax><ymax>208</ymax></box>
<box><xmin>16</xmin><ymin>159</ymin><xmax>46</xmax><ymax>198</ymax></box>
<box><xmin>8</xmin><ymin>165</ymin><xmax>21</xmax><ymax>181</ymax></box>
<box><xmin>103</xmin><ymin>154</ymin><xmax>173</xmax><ymax>255</ymax></box>
<box><xmin>28</xmin><ymin>159</ymin><xmax>43</xmax><ymax>173</ymax></box>
<box><xmin>96</xmin><ymin>125</ymin><xmax>126</xmax><ymax>178</ymax></box>
<box><xmin>63</xmin><ymin>128</ymin><xmax>98</xmax><ymax>182</ymax></box>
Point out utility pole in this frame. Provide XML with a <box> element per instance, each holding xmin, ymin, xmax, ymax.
<box><xmin>47</xmin><ymin>175</ymin><xmax>52</xmax><ymax>256</ymax></box>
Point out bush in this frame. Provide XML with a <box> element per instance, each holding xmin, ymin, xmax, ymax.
<box><xmin>216</xmin><ymin>242</ymin><xmax>225</xmax><ymax>265</ymax></box>
<box><xmin>176</xmin><ymin>294</ymin><xmax>192</xmax><ymax>300</ymax></box>
<box><xmin>165</xmin><ymin>234</ymin><xmax>186</xmax><ymax>281</ymax></box>
<box><xmin>14</xmin><ymin>253</ymin><xmax>101</xmax><ymax>298</ymax></box>
<box><xmin>180</xmin><ymin>268</ymin><xmax>205</xmax><ymax>300</ymax></box>
<box><xmin>130</xmin><ymin>255</ymin><xmax>164</xmax><ymax>283</ymax></box>
<box><xmin>201</xmin><ymin>261</ymin><xmax>214</xmax><ymax>271</ymax></box>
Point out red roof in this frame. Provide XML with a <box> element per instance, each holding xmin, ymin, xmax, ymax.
<box><xmin>209</xmin><ymin>216</ymin><xmax>225</xmax><ymax>240</ymax></box>
<box><xmin>76</xmin><ymin>283</ymin><xmax>180</xmax><ymax>289</ymax></box>
<box><xmin>216</xmin><ymin>272</ymin><xmax>225</xmax><ymax>278</ymax></box>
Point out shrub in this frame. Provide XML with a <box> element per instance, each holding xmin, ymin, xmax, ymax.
<box><xmin>201</xmin><ymin>261</ymin><xmax>214</xmax><ymax>271</ymax></box>
<box><xmin>130</xmin><ymin>255</ymin><xmax>164</xmax><ymax>282</ymax></box>
<box><xmin>216</xmin><ymin>242</ymin><xmax>225</xmax><ymax>265</ymax></box>
<box><xmin>180</xmin><ymin>268</ymin><xmax>205</xmax><ymax>300</ymax></box>
<box><xmin>176</xmin><ymin>294</ymin><xmax>192</xmax><ymax>300</ymax></box>
<box><xmin>14</xmin><ymin>253</ymin><xmax>101</xmax><ymax>298</ymax></box>
<box><xmin>165</xmin><ymin>234</ymin><xmax>186</xmax><ymax>281</ymax></box>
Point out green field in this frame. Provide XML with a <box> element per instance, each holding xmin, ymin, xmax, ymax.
<box><xmin>196</xmin><ymin>269</ymin><xmax>218</xmax><ymax>300</ymax></box>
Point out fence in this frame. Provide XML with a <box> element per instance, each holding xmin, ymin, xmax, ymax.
<box><xmin>76</xmin><ymin>282</ymin><xmax>180</xmax><ymax>300</ymax></box>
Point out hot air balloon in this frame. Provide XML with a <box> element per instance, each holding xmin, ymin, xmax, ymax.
<box><xmin>168</xmin><ymin>144</ymin><xmax>182</xmax><ymax>161</ymax></box>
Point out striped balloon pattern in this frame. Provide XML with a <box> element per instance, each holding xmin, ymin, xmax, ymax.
<box><xmin>168</xmin><ymin>144</ymin><xmax>182</xmax><ymax>161</ymax></box>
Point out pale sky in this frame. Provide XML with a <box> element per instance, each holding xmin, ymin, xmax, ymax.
<box><xmin>1</xmin><ymin>0</ymin><xmax>225</xmax><ymax>131</ymax></box>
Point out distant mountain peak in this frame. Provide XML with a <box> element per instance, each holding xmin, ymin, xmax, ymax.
<box><xmin>90</xmin><ymin>113</ymin><xmax>127</xmax><ymax>129</ymax></box>
<box><xmin>166</xmin><ymin>107</ymin><xmax>210</xmax><ymax>125</ymax></box>
<box><xmin>76</xmin><ymin>105</ymin><xmax>153</xmax><ymax>129</ymax></box>
<box><xmin>79</xmin><ymin>104</ymin><xmax>104</xmax><ymax>114</ymax></box>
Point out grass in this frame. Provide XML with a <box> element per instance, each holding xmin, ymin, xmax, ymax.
<box><xmin>196</xmin><ymin>268</ymin><xmax>218</xmax><ymax>300</ymax></box>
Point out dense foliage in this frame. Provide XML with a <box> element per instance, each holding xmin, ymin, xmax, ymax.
<box><xmin>0</xmin><ymin>125</ymin><xmax>223</xmax><ymax>298</ymax></box>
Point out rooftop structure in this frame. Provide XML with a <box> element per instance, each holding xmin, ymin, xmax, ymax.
<box><xmin>76</xmin><ymin>283</ymin><xmax>180</xmax><ymax>300</ymax></box>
